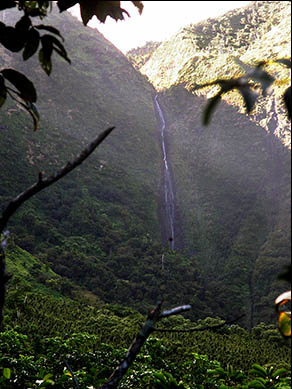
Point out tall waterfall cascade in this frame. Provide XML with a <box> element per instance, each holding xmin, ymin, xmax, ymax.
<box><xmin>154</xmin><ymin>94</ymin><xmax>176</xmax><ymax>250</ymax></box>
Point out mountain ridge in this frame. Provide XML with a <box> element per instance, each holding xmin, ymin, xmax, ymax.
<box><xmin>133</xmin><ymin>0</ymin><xmax>291</xmax><ymax>147</ymax></box>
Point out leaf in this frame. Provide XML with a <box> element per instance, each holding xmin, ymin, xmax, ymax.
<box><xmin>49</xmin><ymin>35</ymin><xmax>71</xmax><ymax>63</ymax></box>
<box><xmin>202</xmin><ymin>92</ymin><xmax>223</xmax><ymax>125</ymax></box>
<box><xmin>3</xmin><ymin>367</ymin><xmax>11</xmax><ymax>379</ymax></box>
<box><xmin>278</xmin><ymin>312</ymin><xmax>291</xmax><ymax>338</ymax></box>
<box><xmin>250</xmin><ymin>364</ymin><xmax>267</xmax><ymax>378</ymax></box>
<box><xmin>39</xmin><ymin>48</ymin><xmax>52</xmax><ymax>75</ymax></box>
<box><xmin>39</xmin><ymin>36</ymin><xmax>53</xmax><ymax>75</ymax></box>
<box><xmin>35</xmin><ymin>24</ymin><xmax>64</xmax><ymax>41</ymax></box>
<box><xmin>247</xmin><ymin>380</ymin><xmax>266</xmax><ymax>388</ymax></box>
<box><xmin>237</xmin><ymin>86</ymin><xmax>258</xmax><ymax>113</ymax></box>
<box><xmin>0</xmin><ymin>26</ymin><xmax>25</xmax><ymax>52</ymax></box>
<box><xmin>274</xmin><ymin>58</ymin><xmax>291</xmax><ymax>68</ymax></box>
<box><xmin>0</xmin><ymin>76</ymin><xmax>7</xmax><ymax>108</ymax></box>
<box><xmin>80</xmin><ymin>3</ymin><xmax>94</xmax><ymax>25</ymax></box>
<box><xmin>79</xmin><ymin>0</ymin><xmax>131</xmax><ymax>25</ymax></box>
<box><xmin>0</xmin><ymin>1</ymin><xmax>16</xmax><ymax>10</ymax></box>
<box><xmin>18</xmin><ymin>101</ymin><xmax>40</xmax><ymax>131</ymax></box>
<box><xmin>23</xmin><ymin>28</ymin><xmax>40</xmax><ymax>60</ymax></box>
<box><xmin>15</xmin><ymin>15</ymin><xmax>31</xmax><ymax>33</ymax></box>
<box><xmin>57</xmin><ymin>0</ymin><xmax>78</xmax><ymax>12</ymax></box>
<box><xmin>28</xmin><ymin>102</ymin><xmax>40</xmax><ymax>132</ymax></box>
<box><xmin>272</xmin><ymin>368</ymin><xmax>289</xmax><ymax>379</ymax></box>
<box><xmin>131</xmin><ymin>1</ymin><xmax>144</xmax><ymax>14</ymax></box>
<box><xmin>283</xmin><ymin>86</ymin><xmax>291</xmax><ymax>119</ymax></box>
<box><xmin>1</xmin><ymin>68</ymin><xmax>37</xmax><ymax>102</ymax></box>
<box><xmin>43</xmin><ymin>373</ymin><xmax>54</xmax><ymax>381</ymax></box>
<box><xmin>249</xmin><ymin>67</ymin><xmax>275</xmax><ymax>95</ymax></box>
<box><xmin>233</xmin><ymin>58</ymin><xmax>275</xmax><ymax>94</ymax></box>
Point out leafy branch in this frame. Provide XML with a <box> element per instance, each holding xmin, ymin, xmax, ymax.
<box><xmin>0</xmin><ymin>1</ymin><xmax>144</xmax><ymax>129</ymax></box>
<box><xmin>193</xmin><ymin>58</ymin><xmax>291</xmax><ymax>125</ymax></box>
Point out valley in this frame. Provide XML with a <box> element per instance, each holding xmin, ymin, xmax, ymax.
<box><xmin>0</xmin><ymin>1</ymin><xmax>291</xmax><ymax>388</ymax></box>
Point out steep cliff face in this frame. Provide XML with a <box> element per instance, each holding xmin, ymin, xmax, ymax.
<box><xmin>140</xmin><ymin>1</ymin><xmax>291</xmax><ymax>147</ymax></box>
<box><xmin>156</xmin><ymin>85</ymin><xmax>290</xmax><ymax>327</ymax></box>
<box><xmin>128</xmin><ymin>0</ymin><xmax>291</xmax><ymax>327</ymax></box>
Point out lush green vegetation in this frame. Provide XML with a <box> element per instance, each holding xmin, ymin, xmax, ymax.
<box><xmin>0</xmin><ymin>1</ymin><xmax>291</xmax><ymax>388</ymax></box>
<box><xmin>0</xmin><ymin>329</ymin><xmax>290</xmax><ymax>388</ymax></box>
<box><xmin>1</xmin><ymin>291</ymin><xmax>291</xmax><ymax>388</ymax></box>
<box><xmin>127</xmin><ymin>41</ymin><xmax>161</xmax><ymax>71</ymax></box>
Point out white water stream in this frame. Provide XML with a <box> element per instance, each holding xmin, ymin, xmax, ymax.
<box><xmin>154</xmin><ymin>95</ymin><xmax>175</xmax><ymax>250</ymax></box>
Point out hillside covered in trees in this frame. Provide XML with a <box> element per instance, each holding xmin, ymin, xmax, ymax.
<box><xmin>0</xmin><ymin>1</ymin><xmax>290</xmax><ymax>388</ymax></box>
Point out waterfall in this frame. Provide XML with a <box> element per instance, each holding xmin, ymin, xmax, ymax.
<box><xmin>154</xmin><ymin>94</ymin><xmax>176</xmax><ymax>250</ymax></box>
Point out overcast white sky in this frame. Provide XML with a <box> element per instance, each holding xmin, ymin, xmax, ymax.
<box><xmin>70</xmin><ymin>1</ymin><xmax>251</xmax><ymax>53</ymax></box>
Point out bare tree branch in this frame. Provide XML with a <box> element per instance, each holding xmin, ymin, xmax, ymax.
<box><xmin>160</xmin><ymin>305</ymin><xmax>191</xmax><ymax>318</ymax></box>
<box><xmin>0</xmin><ymin>126</ymin><xmax>115</xmax><ymax>235</ymax></box>
<box><xmin>0</xmin><ymin>127</ymin><xmax>115</xmax><ymax>329</ymax></box>
<box><xmin>98</xmin><ymin>302</ymin><xmax>191</xmax><ymax>389</ymax></box>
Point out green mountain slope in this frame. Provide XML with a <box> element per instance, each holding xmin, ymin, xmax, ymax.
<box><xmin>1</xmin><ymin>2</ymin><xmax>290</xmax><ymax>330</ymax></box>
<box><xmin>156</xmin><ymin>85</ymin><xmax>290</xmax><ymax>327</ymax></box>
<box><xmin>129</xmin><ymin>1</ymin><xmax>291</xmax><ymax>327</ymax></box>
<box><xmin>0</xmin><ymin>8</ymin><xmax>211</xmax><ymax>320</ymax></box>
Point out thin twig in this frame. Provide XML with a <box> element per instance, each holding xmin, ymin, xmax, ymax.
<box><xmin>0</xmin><ymin>127</ymin><xmax>115</xmax><ymax>234</ymax></box>
<box><xmin>0</xmin><ymin>127</ymin><xmax>114</xmax><ymax>329</ymax></box>
<box><xmin>64</xmin><ymin>360</ymin><xmax>80</xmax><ymax>389</ymax></box>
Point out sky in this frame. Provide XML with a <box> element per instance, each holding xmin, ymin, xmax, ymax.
<box><xmin>70</xmin><ymin>1</ymin><xmax>251</xmax><ymax>54</ymax></box>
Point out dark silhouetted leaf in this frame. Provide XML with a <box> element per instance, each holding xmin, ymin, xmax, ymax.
<box><xmin>283</xmin><ymin>86</ymin><xmax>291</xmax><ymax>119</ymax></box>
<box><xmin>35</xmin><ymin>24</ymin><xmax>64</xmax><ymax>41</ymax></box>
<box><xmin>237</xmin><ymin>86</ymin><xmax>258</xmax><ymax>113</ymax></box>
<box><xmin>203</xmin><ymin>92</ymin><xmax>222</xmax><ymax>126</ymax></box>
<box><xmin>39</xmin><ymin>35</ymin><xmax>53</xmax><ymax>75</ymax></box>
<box><xmin>23</xmin><ymin>28</ymin><xmax>40</xmax><ymax>60</ymax></box>
<box><xmin>79</xmin><ymin>1</ymin><xmax>130</xmax><ymax>25</ymax></box>
<box><xmin>57</xmin><ymin>0</ymin><xmax>78</xmax><ymax>12</ymax></box>
<box><xmin>18</xmin><ymin>100</ymin><xmax>40</xmax><ymax>131</ymax></box>
<box><xmin>0</xmin><ymin>76</ymin><xmax>7</xmax><ymax>107</ymax></box>
<box><xmin>1</xmin><ymin>68</ymin><xmax>37</xmax><ymax>102</ymax></box>
<box><xmin>0</xmin><ymin>1</ymin><xmax>16</xmax><ymax>10</ymax></box>
<box><xmin>48</xmin><ymin>35</ymin><xmax>71</xmax><ymax>63</ymax></box>
<box><xmin>275</xmin><ymin>58</ymin><xmax>291</xmax><ymax>68</ymax></box>
<box><xmin>0</xmin><ymin>26</ymin><xmax>25</xmax><ymax>52</ymax></box>
<box><xmin>250</xmin><ymin>67</ymin><xmax>275</xmax><ymax>95</ymax></box>
<box><xmin>15</xmin><ymin>15</ymin><xmax>31</xmax><ymax>33</ymax></box>
<box><xmin>39</xmin><ymin>48</ymin><xmax>52</xmax><ymax>75</ymax></box>
<box><xmin>80</xmin><ymin>3</ymin><xmax>94</xmax><ymax>25</ymax></box>
<box><xmin>132</xmin><ymin>1</ymin><xmax>144</xmax><ymax>14</ymax></box>
<box><xmin>29</xmin><ymin>103</ymin><xmax>40</xmax><ymax>132</ymax></box>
